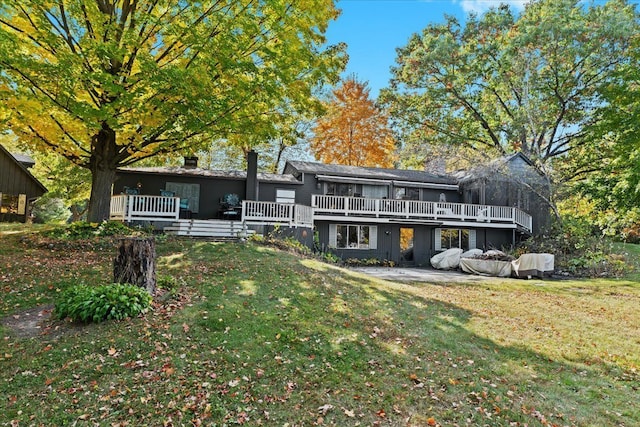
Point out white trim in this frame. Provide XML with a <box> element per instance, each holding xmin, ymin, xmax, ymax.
<box><xmin>369</xmin><ymin>226</ymin><xmax>378</xmax><ymax>249</ymax></box>
<box><xmin>314</xmin><ymin>174</ymin><xmax>458</xmax><ymax>191</ymax></box>
<box><xmin>276</xmin><ymin>188</ymin><xmax>296</xmax><ymax>204</ymax></box>
<box><xmin>392</xmin><ymin>180</ymin><xmax>458</xmax><ymax>191</ymax></box>
<box><xmin>435</xmin><ymin>228</ymin><xmax>477</xmax><ymax>251</ymax></box>
<box><xmin>316</xmin><ymin>175</ymin><xmax>391</xmax><ymax>185</ymax></box>
<box><xmin>329</xmin><ymin>224</ymin><xmax>337</xmax><ymax>248</ymax></box>
<box><xmin>330</xmin><ymin>224</ymin><xmax>378</xmax><ymax>250</ymax></box>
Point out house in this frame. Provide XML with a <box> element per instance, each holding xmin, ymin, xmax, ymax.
<box><xmin>111</xmin><ymin>152</ymin><xmax>542</xmax><ymax>266</ymax></box>
<box><xmin>0</xmin><ymin>144</ymin><xmax>47</xmax><ymax>222</ymax></box>
<box><xmin>456</xmin><ymin>153</ymin><xmax>551</xmax><ymax>235</ymax></box>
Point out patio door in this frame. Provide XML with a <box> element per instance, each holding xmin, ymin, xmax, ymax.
<box><xmin>399</xmin><ymin>227</ymin><xmax>414</xmax><ymax>265</ymax></box>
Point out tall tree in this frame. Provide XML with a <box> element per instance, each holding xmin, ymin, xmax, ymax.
<box><xmin>311</xmin><ymin>77</ymin><xmax>396</xmax><ymax>167</ymax></box>
<box><xmin>573</xmin><ymin>37</ymin><xmax>640</xmax><ymax>229</ymax></box>
<box><xmin>0</xmin><ymin>0</ymin><xmax>345</xmax><ymax>221</ymax></box>
<box><xmin>381</xmin><ymin>0</ymin><xmax>637</xmax><ymax>177</ymax></box>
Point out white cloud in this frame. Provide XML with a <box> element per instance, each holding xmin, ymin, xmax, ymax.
<box><xmin>457</xmin><ymin>0</ymin><xmax>529</xmax><ymax>15</ymax></box>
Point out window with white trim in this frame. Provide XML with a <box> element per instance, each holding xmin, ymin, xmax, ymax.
<box><xmin>329</xmin><ymin>224</ymin><xmax>377</xmax><ymax>249</ymax></box>
<box><xmin>276</xmin><ymin>189</ymin><xmax>296</xmax><ymax>204</ymax></box>
<box><xmin>435</xmin><ymin>228</ymin><xmax>476</xmax><ymax>251</ymax></box>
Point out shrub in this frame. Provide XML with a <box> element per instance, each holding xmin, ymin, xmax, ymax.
<box><xmin>32</xmin><ymin>196</ymin><xmax>69</xmax><ymax>224</ymax></box>
<box><xmin>344</xmin><ymin>257</ymin><xmax>395</xmax><ymax>267</ymax></box>
<box><xmin>157</xmin><ymin>274</ymin><xmax>180</xmax><ymax>298</ymax></box>
<box><xmin>55</xmin><ymin>283</ymin><xmax>152</xmax><ymax>323</ymax></box>
<box><xmin>520</xmin><ymin>217</ymin><xmax>632</xmax><ymax>277</ymax></box>
<box><xmin>322</xmin><ymin>252</ymin><xmax>340</xmax><ymax>264</ymax></box>
<box><xmin>45</xmin><ymin>221</ymin><xmax>142</xmax><ymax>239</ymax></box>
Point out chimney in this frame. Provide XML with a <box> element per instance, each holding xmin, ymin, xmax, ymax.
<box><xmin>183</xmin><ymin>156</ymin><xmax>198</xmax><ymax>169</ymax></box>
<box><xmin>246</xmin><ymin>150</ymin><xmax>258</xmax><ymax>201</ymax></box>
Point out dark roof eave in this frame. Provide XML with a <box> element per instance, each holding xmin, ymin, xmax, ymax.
<box><xmin>117</xmin><ymin>167</ymin><xmax>302</xmax><ymax>185</ymax></box>
<box><xmin>285</xmin><ymin>161</ymin><xmax>458</xmax><ymax>185</ymax></box>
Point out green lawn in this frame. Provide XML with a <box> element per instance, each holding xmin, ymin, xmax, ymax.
<box><xmin>1</xmin><ymin>225</ymin><xmax>639</xmax><ymax>426</ymax></box>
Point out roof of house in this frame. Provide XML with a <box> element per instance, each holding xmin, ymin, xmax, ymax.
<box><xmin>455</xmin><ymin>152</ymin><xmax>542</xmax><ymax>182</ymax></box>
<box><xmin>118</xmin><ymin>166</ymin><xmax>301</xmax><ymax>184</ymax></box>
<box><xmin>284</xmin><ymin>161</ymin><xmax>457</xmax><ymax>185</ymax></box>
<box><xmin>0</xmin><ymin>144</ymin><xmax>47</xmax><ymax>193</ymax></box>
<box><xmin>10</xmin><ymin>152</ymin><xmax>36</xmax><ymax>167</ymax></box>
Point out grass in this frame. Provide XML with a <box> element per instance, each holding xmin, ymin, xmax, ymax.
<box><xmin>1</xmin><ymin>224</ymin><xmax>639</xmax><ymax>426</ymax></box>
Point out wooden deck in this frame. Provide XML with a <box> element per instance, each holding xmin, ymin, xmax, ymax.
<box><xmin>110</xmin><ymin>194</ymin><xmax>180</xmax><ymax>222</ymax></box>
<box><xmin>311</xmin><ymin>195</ymin><xmax>532</xmax><ymax>233</ymax></box>
<box><xmin>241</xmin><ymin>201</ymin><xmax>314</xmax><ymax>228</ymax></box>
<box><xmin>109</xmin><ymin>195</ymin><xmax>532</xmax><ymax>234</ymax></box>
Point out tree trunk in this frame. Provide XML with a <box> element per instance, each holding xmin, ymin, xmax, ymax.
<box><xmin>113</xmin><ymin>237</ymin><xmax>156</xmax><ymax>295</ymax></box>
<box><xmin>87</xmin><ymin>122</ymin><xmax>119</xmax><ymax>222</ymax></box>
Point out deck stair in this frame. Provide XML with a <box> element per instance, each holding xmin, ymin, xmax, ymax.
<box><xmin>164</xmin><ymin>219</ymin><xmax>255</xmax><ymax>239</ymax></box>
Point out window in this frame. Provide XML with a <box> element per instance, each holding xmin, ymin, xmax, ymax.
<box><xmin>329</xmin><ymin>224</ymin><xmax>377</xmax><ymax>249</ymax></box>
<box><xmin>435</xmin><ymin>228</ymin><xmax>476</xmax><ymax>251</ymax></box>
<box><xmin>166</xmin><ymin>182</ymin><xmax>200</xmax><ymax>213</ymax></box>
<box><xmin>276</xmin><ymin>189</ymin><xmax>296</xmax><ymax>204</ymax></box>
<box><xmin>394</xmin><ymin>187</ymin><xmax>419</xmax><ymax>200</ymax></box>
<box><xmin>0</xmin><ymin>193</ymin><xmax>18</xmax><ymax>214</ymax></box>
<box><xmin>362</xmin><ymin>184</ymin><xmax>388</xmax><ymax>199</ymax></box>
<box><xmin>326</xmin><ymin>182</ymin><xmax>356</xmax><ymax>196</ymax></box>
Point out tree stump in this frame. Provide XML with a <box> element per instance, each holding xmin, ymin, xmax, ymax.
<box><xmin>113</xmin><ymin>237</ymin><xmax>156</xmax><ymax>295</ymax></box>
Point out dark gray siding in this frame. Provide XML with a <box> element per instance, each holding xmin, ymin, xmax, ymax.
<box><xmin>115</xmin><ymin>171</ymin><xmax>245</xmax><ymax>220</ymax></box>
<box><xmin>258</xmin><ymin>181</ymin><xmax>303</xmax><ymax>203</ymax></box>
<box><xmin>294</xmin><ymin>172</ymin><xmax>321</xmax><ymax>205</ymax></box>
<box><xmin>315</xmin><ymin>221</ymin><xmax>439</xmax><ymax>267</ymax></box>
<box><xmin>294</xmin><ymin>172</ymin><xmax>462</xmax><ymax>205</ymax></box>
<box><xmin>115</xmin><ymin>170</ymin><xmax>303</xmax><ymax>219</ymax></box>
<box><xmin>315</xmin><ymin>219</ymin><xmax>516</xmax><ymax>266</ymax></box>
<box><xmin>477</xmin><ymin>229</ymin><xmax>514</xmax><ymax>251</ymax></box>
<box><xmin>315</xmin><ymin>221</ymin><xmax>394</xmax><ymax>262</ymax></box>
<box><xmin>421</xmin><ymin>188</ymin><xmax>460</xmax><ymax>203</ymax></box>
<box><xmin>460</xmin><ymin>155</ymin><xmax>551</xmax><ymax>236</ymax></box>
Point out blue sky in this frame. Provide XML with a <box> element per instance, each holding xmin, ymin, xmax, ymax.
<box><xmin>323</xmin><ymin>0</ymin><xmax>612</xmax><ymax>99</ymax></box>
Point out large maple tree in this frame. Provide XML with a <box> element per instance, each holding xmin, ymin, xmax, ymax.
<box><xmin>0</xmin><ymin>0</ymin><xmax>345</xmax><ymax>221</ymax></box>
<box><xmin>381</xmin><ymin>0</ymin><xmax>637</xmax><ymax>177</ymax></box>
<box><xmin>311</xmin><ymin>77</ymin><xmax>395</xmax><ymax>167</ymax></box>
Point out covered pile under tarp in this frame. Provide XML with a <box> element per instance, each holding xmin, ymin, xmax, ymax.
<box><xmin>430</xmin><ymin>248</ymin><xmax>555</xmax><ymax>279</ymax></box>
<box><xmin>430</xmin><ymin>248</ymin><xmax>463</xmax><ymax>270</ymax></box>
<box><xmin>460</xmin><ymin>258</ymin><xmax>512</xmax><ymax>277</ymax></box>
<box><xmin>511</xmin><ymin>253</ymin><xmax>554</xmax><ymax>278</ymax></box>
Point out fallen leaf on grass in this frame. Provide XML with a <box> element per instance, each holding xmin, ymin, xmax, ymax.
<box><xmin>318</xmin><ymin>404</ymin><xmax>334</xmax><ymax>415</ymax></box>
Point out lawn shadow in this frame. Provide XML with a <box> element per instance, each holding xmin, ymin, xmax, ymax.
<box><xmin>158</xmin><ymin>242</ymin><xmax>640</xmax><ymax>425</ymax></box>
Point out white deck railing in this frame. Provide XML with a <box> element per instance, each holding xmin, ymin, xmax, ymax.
<box><xmin>109</xmin><ymin>194</ymin><xmax>532</xmax><ymax>233</ymax></box>
<box><xmin>312</xmin><ymin>195</ymin><xmax>532</xmax><ymax>233</ymax></box>
<box><xmin>242</xmin><ymin>201</ymin><xmax>314</xmax><ymax>228</ymax></box>
<box><xmin>110</xmin><ymin>195</ymin><xmax>180</xmax><ymax>222</ymax></box>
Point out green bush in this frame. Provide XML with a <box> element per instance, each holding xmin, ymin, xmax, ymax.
<box><xmin>32</xmin><ymin>196</ymin><xmax>69</xmax><ymax>224</ymax></box>
<box><xmin>520</xmin><ymin>217</ymin><xmax>632</xmax><ymax>277</ymax></box>
<box><xmin>344</xmin><ymin>257</ymin><xmax>395</xmax><ymax>267</ymax></box>
<box><xmin>322</xmin><ymin>252</ymin><xmax>340</xmax><ymax>264</ymax></box>
<box><xmin>45</xmin><ymin>221</ymin><xmax>142</xmax><ymax>239</ymax></box>
<box><xmin>55</xmin><ymin>283</ymin><xmax>152</xmax><ymax>323</ymax></box>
